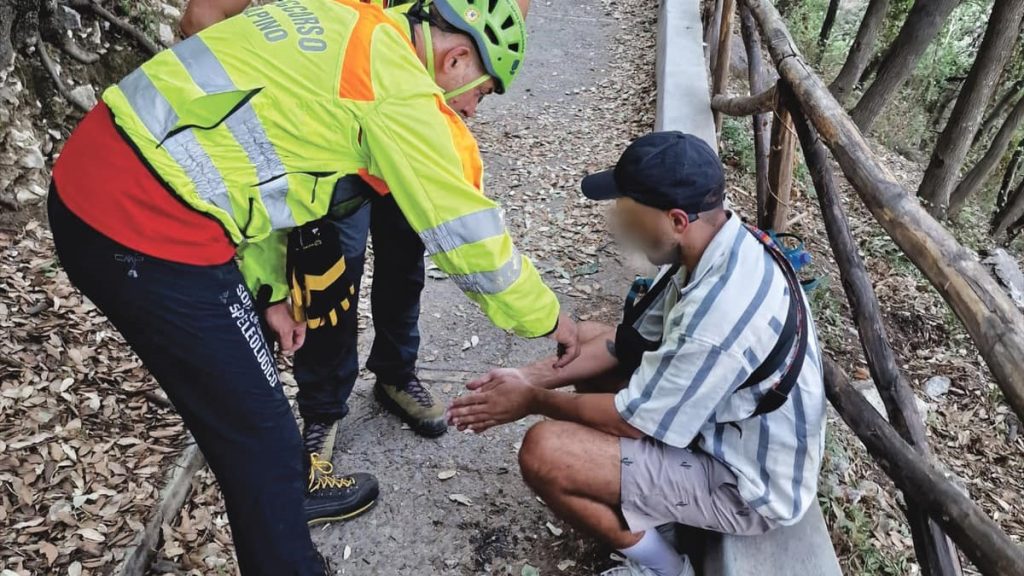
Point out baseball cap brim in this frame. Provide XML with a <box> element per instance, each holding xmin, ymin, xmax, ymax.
<box><xmin>581</xmin><ymin>169</ymin><xmax>622</xmax><ymax>201</ymax></box>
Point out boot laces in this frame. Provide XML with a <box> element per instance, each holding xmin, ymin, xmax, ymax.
<box><xmin>304</xmin><ymin>421</ymin><xmax>330</xmax><ymax>452</ymax></box>
<box><xmin>308</xmin><ymin>453</ymin><xmax>356</xmax><ymax>492</ymax></box>
<box><xmin>401</xmin><ymin>376</ymin><xmax>435</xmax><ymax>408</ymax></box>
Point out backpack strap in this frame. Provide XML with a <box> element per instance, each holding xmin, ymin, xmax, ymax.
<box><xmin>737</xmin><ymin>224</ymin><xmax>810</xmax><ymax>416</ymax></box>
<box><xmin>622</xmin><ymin>264</ymin><xmax>681</xmax><ymax>327</ymax></box>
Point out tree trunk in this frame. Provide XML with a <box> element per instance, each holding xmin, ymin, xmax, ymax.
<box><xmin>789</xmin><ymin>98</ymin><xmax>962</xmax><ymax>576</ymax></box>
<box><xmin>744</xmin><ymin>0</ymin><xmax>1024</xmax><ymax>425</ymax></box>
<box><xmin>992</xmin><ymin>175</ymin><xmax>1024</xmax><ymax>238</ymax></box>
<box><xmin>918</xmin><ymin>0</ymin><xmax>1024</xmax><ymax>219</ymax></box>
<box><xmin>976</xmin><ymin>78</ymin><xmax>1024</xmax><ymax>146</ymax></box>
<box><xmin>823</xmin><ymin>358</ymin><xmax>1024</xmax><ymax>576</ymax></box>
<box><xmin>0</xmin><ymin>0</ymin><xmax>51</xmax><ymax>71</ymax></box>
<box><xmin>739</xmin><ymin>3</ymin><xmax>771</xmax><ymax>229</ymax></box>
<box><xmin>929</xmin><ymin>78</ymin><xmax>965</xmax><ymax>134</ymax></box>
<box><xmin>850</xmin><ymin>0</ymin><xmax>961</xmax><ymax>132</ymax></box>
<box><xmin>830</xmin><ymin>0</ymin><xmax>891</xmax><ymax>105</ymax></box>
<box><xmin>766</xmin><ymin>81</ymin><xmax>795</xmax><ymax>232</ymax></box>
<box><xmin>949</xmin><ymin>92</ymin><xmax>1024</xmax><ymax>216</ymax></box>
<box><xmin>817</xmin><ymin>0</ymin><xmax>842</xmax><ymax>50</ymax></box>
<box><xmin>712</xmin><ymin>0</ymin><xmax>737</xmax><ymax>136</ymax></box>
<box><xmin>996</xmin><ymin>142</ymin><xmax>1024</xmax><ymax>212</ymax></box>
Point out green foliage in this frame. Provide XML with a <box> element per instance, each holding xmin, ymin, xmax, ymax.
<box><xmin>720</xmin><ymin>116</ymin><xmax>756</xmax><ymax>176</ymax></box>
<box><xmin>808</xmin><ymin>276</ymin><xmax>846</xmax><ymax>350</ymax></box>
<box><xmin>834</xmin><ymin>504</ymin><xmax>912</xmax><ymax>576</ymax></box>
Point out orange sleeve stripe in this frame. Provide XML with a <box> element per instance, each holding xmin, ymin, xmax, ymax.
<box><xmin>434</xmin><ymin>94</ymin><xmax>483</xmax><ymax>191</ymax></box>
<box><xmin>358</xmin><ymin>168</ymin><xmax>391</xmax><ymax>196</ymax></box>
<box><xmin>336</xmin><ymin>0</ymin><xmax>412</xmax><ymax>101</ymax></box>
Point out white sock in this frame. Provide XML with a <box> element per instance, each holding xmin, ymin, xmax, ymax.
<box><xmin>618</xmin><ymin>530</ymin><xmax>685</xmax><ymax>576</ymax></box>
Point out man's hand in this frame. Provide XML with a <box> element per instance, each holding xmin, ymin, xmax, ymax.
<box><xmin>447</xmin><ymin>369</ymin><xmax>537</xmax><ymax>433</ymax></box>
<box><xmin>180</xmin><ymin>0</ymin><xmax>252</xmax><ymax>36</ymax></box>
<box><xmin>263</xmin><ymin>302</ymin><xmax>306</xmax><ymax>353</ymax></box>
<box><xmin>550</xmin><ymin>311</ymin><xmax>580</xmax><ymax>369</ymax></box>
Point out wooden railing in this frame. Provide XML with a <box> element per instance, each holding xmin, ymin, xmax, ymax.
<box><xmin>705</xmin><ymin>1</ymin><xmax>1024</xmax><ymax>574</ymax></box>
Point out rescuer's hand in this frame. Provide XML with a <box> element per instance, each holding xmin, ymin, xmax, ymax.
<box><xmin>549</xmin><ymin>312</ymin><xmax>580</xmax><ymax>369</ymax></box>
<box><xmin>264</xmin><ymin>302</ymin><xmax>306</xmax><ymax>353</ymax></box>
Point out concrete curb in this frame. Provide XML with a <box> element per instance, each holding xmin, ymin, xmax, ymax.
<box><xmin>655</xmin><ymin>0</ymin><xmax>717</xmax><ymax>150</ymax></box>
<box><xmin>703</xmin><ymin>503</ymin><xmax>843</xmax><ymax>576</ymax></box>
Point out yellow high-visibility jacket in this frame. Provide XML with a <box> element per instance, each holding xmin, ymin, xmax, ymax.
<box><xmin>100</xmin><ymin>0</ymin><xmax>559</xmax><ymax>337</ymax></box>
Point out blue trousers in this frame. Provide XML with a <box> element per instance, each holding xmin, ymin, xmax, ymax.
<box><xmin>294</xmin><ymin>180</ymin><xmax>425</xmax><ymax>424</ymax></box>
<box><xmin>48</xmin><ymin>189</ymin><xmax>323</xmax><ymax>575</ymax></box>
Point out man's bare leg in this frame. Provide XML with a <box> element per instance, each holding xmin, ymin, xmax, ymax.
<box><xmin>518</xmin><ymin>419</ymin><xmax>640</xmax><ymax>548</ymax></box>
<box><xmin>519</xmin><ymin>420</ymin><xmax>688</xmax><ymax>576</ymax></box>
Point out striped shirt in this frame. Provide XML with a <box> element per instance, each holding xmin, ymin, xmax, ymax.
<box><xmin>614</xmin><ymin>213</ymin><xmax>826</xmax><ymax>525</ymax></box>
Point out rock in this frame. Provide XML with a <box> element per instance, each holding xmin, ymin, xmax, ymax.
<box><xmin>69</xmin><ymin>85</ymin><xmax>98</xmax><ymax>109</ymax></box>
<box><xmin>18</xmin><ymin>147</ymin><xmax>44</xmax><ymax>169</ymax></box>
<box><xmin>853</xmin><ymin>379</ymin><xmax>929</xmax><ymax>426</ymax></box>
<box><xmin>981</xmin><ymin>248</ymin><xmax>1024</xmax><ymax>310</ymax></box>
<box><xmin>61</xmin><ymin>5</ymin><xmax>83</xmax><ymax>31</ymax></box>
<box><xmin>924</xmin><ymin>376</ymin><xmax>951</xmax><ymax>399</ymax></box>
<box><xmin>161</xmin><ymin>3</ymin><xmax>183</xmax><ymax>19</ymax></box>
<box><xmin>159</xmin><ymin>23</ymin><xmax>175</xmax><ymax>47</ymax></box>
<box><xmin>16</xmin><ymin>183</ymin><xmax>47</xmax><ymax>205</ymax></box>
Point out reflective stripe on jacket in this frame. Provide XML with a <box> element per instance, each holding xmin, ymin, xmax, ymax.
<box><xmin>100</xmin><ymin>0</ymin><xmax>558</xmax><ymax>337</ymax></box>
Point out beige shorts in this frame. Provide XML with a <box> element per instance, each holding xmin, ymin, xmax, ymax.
<box><xmin>619</xmin><ymin>437</ymin><xmax>776</xmax><ymax>535</ymax></box>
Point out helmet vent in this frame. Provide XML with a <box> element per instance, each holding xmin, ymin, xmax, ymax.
<box><xmin>484</xmin><ymin>24</ymin><xmax>499</xmax><ymax>46</ymax></box>
<box><xmin>488</xmin><ymin>0</ymin><xmax>499</xmax><ymax>11</ymax></box>
<box><xmin>501</xmin><ymin>15</ymin><xmax>515</xmax><ymax>30</ymax></box>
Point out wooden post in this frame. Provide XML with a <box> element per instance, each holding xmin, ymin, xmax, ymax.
<box><xmin>744</xmin><ymin>0</ymin><xmax>1024</xmax><ymax>424</ymax></box>
<box><xmin>739</xmin><ymin>2</ymin><xmax>771</xmax><ymax>228</ymax></box>
<box><xmin>119</xmin><ymin>444</ymin><xmax>205</xmax><ymax>576</ymax></box>
<box><xmin>706</xmin><ymin>0</ymin><xmax>724</xmax><ymax>75</ymax></box>
<box><xmin>711</xmin><ymin>85</ymin><xmax>776</xmax><ymax>116</ymax></box>
<box><xmin>712</xmin><ymin>0</ymin><xmax>737</xmax><ymax>136</ymax></box>
<box><xmin>788</xmin><ymin>98</ymin><xmax>961</xmax><ymax>576</ymax></box>
<box><xmin>824</xmin><ymin>358</ymin><xmax>1024</xmax><ymax>576</ymax></box>
<box><xmin>766</xmin><ymin>81</ymin><xmax>795</xmax><ymax>232</ymax></box>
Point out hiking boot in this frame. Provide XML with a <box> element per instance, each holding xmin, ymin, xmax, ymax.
<box><xmin>303</xmin><ymin>419</ymin><xmax>340</xmax><ymax>459</ymax></box>
<box><xmin>305</xmin><ymin>453</ymin><xmax>379</xmax><ymax>527</ymax></box>
<box><xmin>374</xmin><ymin>376</ymin><xmax>447</xmax><ymax>438</ymax></box>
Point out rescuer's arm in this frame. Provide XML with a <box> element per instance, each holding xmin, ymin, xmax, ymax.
<box><xmin>180</xmin><ymin>0</ymin><xmax>252</xmax><ymax>36</ymax></box>
<box><xmin>362</xmin><ymin>95</ymin><xmax>563</xmax><ymax>340</ymax></box>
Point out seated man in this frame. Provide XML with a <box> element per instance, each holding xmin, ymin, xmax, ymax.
<box><xmin>447</xmin><ymin>132</ymin><xmax>826</xmax><ymax>576</ymax></box>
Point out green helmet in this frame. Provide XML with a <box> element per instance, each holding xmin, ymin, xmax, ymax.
<box><xmin>429</xmin><ymin>0</ymin><xmax>527</xmax><ymax>93</ymax></box>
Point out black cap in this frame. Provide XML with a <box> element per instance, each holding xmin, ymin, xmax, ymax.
<box><xmin>581</xmin><ymin>132</ymin><xmax>725</xmax><ymax>216</ymax></box>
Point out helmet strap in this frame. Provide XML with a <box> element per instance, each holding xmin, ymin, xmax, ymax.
<box><xmin>421</xmin><ymin>20</ymin><xmax>437</xmax><ymax>82</ymax></box>
<box><xmin>444</xmin><ymin>74</ymin><xmax>489</xmax><ymax>101</ymax></box>
<box><xmin>416</xmin><ymin>6</ymin><xmax>489</xmax><ymax>102</ymax></box>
